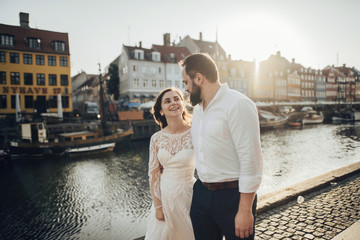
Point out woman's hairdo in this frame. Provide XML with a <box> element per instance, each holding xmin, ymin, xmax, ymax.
<box><xmin>151</xmin><ymin>87</ymin><xmax>192</xmax><ymax>128</ymax></box>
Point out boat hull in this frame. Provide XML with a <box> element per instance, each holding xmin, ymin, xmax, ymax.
<box><xmin>8</xmin><ymin>128</ymin><xmax>133</xmax><ymax>158</ymax></box>
<box><xmin>302</xmin><ymin>116</ymin><xmax>324</xmax><ymax>125</ymax></box>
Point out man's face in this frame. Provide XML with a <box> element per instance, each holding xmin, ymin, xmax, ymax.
<box><xmin>182</xmin><ymin>69</ymin><xmax>202</xmax><ymax>106</ymax></box>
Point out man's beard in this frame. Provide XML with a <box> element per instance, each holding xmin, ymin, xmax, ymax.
<box><xmin>190</xmin><ymin>84</ymin><xmax>202</xmax><ymax>106</ymax></box>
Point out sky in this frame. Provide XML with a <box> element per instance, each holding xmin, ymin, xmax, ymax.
<box><xmin>1</xmin><ymin>0</ymin><xmax>360</xmax><ymax>76</ymax></box>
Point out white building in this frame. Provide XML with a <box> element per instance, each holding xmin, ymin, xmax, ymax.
<box><xmin>152</xmin><ymin>33</ymin><xmax>191</xmax><ymax>91</ymax></box>
<box><xmin>115</xmin><ymin>34</ymin><xmax>191</xmax><ymax>103</ymax></box>
<box><xmin>118</xmin><ymin>42</ymin><xmax>165</xmax><ymax>102</ymax></box>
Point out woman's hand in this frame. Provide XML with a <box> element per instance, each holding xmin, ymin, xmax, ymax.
<box><xmin>155</xmin><ymin>207</ymin><xmax>165</xmax><ymax>221</ymax></box>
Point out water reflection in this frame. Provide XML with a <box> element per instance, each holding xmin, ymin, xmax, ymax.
<box><xmin>258</xmin><ymin>122</ymin><xmax>360</xmax><ymax>196</ymax></box>
<box><xmin>0</xmin><ymin>123</ymin><xmax>359</xmax><ymax>240</ymax></box>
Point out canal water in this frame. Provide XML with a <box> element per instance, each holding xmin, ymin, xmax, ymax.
<box><xmin>1</xmin><ymin>122</ymin><xmax>359</xmax><ymax>240</ymax></box>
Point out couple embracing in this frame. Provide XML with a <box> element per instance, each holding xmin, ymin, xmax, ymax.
<box><xmin>145</xmin><ymin>53</ymin><xmax>263</xmax><ymax>240</ymax></box>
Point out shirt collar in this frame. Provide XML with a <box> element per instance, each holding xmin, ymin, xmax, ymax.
<box><xmin>199</xmin><ymin>83</ymin><xmax>229</xmax><ymax>111</ymax></box>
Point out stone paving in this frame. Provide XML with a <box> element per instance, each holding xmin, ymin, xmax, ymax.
<box><xmin>254</xmin><ymin>173</ymin><xmax>360</xmax><ymax>240</ymax></box>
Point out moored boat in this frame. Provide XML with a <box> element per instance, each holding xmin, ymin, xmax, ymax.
<box><xmin>258</xmin><ymin>110</ymin><xmax>288</xmax><ymax>129</ymax></box>
<box><xmin>302</xmin><ymin>111</ymin><xmax>324</xmax><ymax>125</ymax></box>
<box><xmin>8</xmin><ymin>122</ymin><xmax>133</xmax><ymax>158</ymax></box>
<box><xmin>331</xmin><ymin>108</ymin><xmax>360</xmax><ymax>122</ymax></box>
<box><xmin>8</xmin><ymin>65</ymin><xmax>134</xmax><ymax>158</ymax></box>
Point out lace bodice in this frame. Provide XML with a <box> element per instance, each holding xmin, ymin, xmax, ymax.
<box><xmin>148</xmin><ymin>128</ymin><xmax>194</xmax><ymax>209</ymax></box>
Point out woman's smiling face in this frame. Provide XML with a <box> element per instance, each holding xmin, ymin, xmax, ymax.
<box><xmin>160</xmin><ymin>90</ymin><xmax>184</xmax><ymax>118</ymax></box>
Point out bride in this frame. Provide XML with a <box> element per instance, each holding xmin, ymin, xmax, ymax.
<box><xmin>145</xmin><ymin>87</ymin><xmax>195</xmax><ymax>240</ymax></box>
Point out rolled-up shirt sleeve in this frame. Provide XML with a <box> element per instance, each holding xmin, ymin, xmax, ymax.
<box><xmin>227</xmin><ymin>97</ymin><xmax>263</xmax><ymax>193</ymax></box>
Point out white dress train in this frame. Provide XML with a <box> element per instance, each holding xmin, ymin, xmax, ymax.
<box><xmin>145</xmin><ymin>129</ymin><xmax>195</xmax><ymax>240</ymax></box>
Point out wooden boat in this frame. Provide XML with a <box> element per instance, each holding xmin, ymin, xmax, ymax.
<box><xmin>302</xmin><ymin>111</ymin><xmax>324</xmax><ymax>125</ymax></box>
<box><xmin>9</xmin><ymin>121</ymin><xmax>133</xmax><ymax>158</ymax></box>
<box><xmin>258</xmin><ymin>110</ymin><xmax>288</xmax><ymax>129</ymax></box>
<box><xmin>332</xmin><ymin>108</ymin><xmax>360</xmax><ymax>122</ymax></box>
<box><xmin>8</xmin><ymin>66</ymin><xmax>133</xmax><ymax>158</ymax></box>
<box><xmin>287</xmin><ymin>120</ymin><xmax>302</xmax><ymax>127</ymax></box>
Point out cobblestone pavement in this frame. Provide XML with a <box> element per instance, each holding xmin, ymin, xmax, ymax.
<box><xmin>255</xmin><ymin>173</ymin><xmax>360</xmax><ymax>240</ymax></box>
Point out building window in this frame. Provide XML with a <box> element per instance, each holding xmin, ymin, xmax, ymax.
<box><xmin>11</xmin><ymin>95</ymin><xmax>17</xmax><ymax>109</ymax></box>
<box><xmin>49</xmin><ymin>95</ymin><xmax>57</xmax><ymax>108</ymax></box>
<box><xmin>60</xmin><ymin>75</ymin><xmax>68</xmax><ymax>86</ymax></box>
<box><xmin>49</xmin><ymin>74</ymin><xmax>57</xmax><ymax>86</ymax></box>
<box><xmin>36</xmin><ymin>55</ymin><xmax>45</xmax><ymax>65</ymax></box>
<box><xmin>159</xmin><ymin>67</ymin><xmax>161</xmax><ymax>73</ymax></box>
<box><xmin>28</xmin><ymin>38</ymin><xmax>41</xmax><ymax>49</ymax></box>
<box><xmin>24</xmin><ymin>73</ymin><xmax>33</xmax><ymax>85</ymax></box>
<box><xmin>133</xmin><ymin>65</ymin><xmax>136</xmax><ymax>71</ymax></box>
<box><xmin>62</xmin><ymin>96</ymin><xmax>69</xmax><ymax>108</ymax></box>
<box><xmin>159</xmin><ymin>80</ymin><xmax>164</xmax><ymax>88</ymax></box>
<box><xmin>152</xmin><ymin>79</ymin><xmax>156</xmax><ymax>88</ymax></box>
<box><xmin>10</xmin><ymin>52</ymin><xmax>19</xmax><ymax>63</ymax></box>
<box><xmin>53</xmin><ymin>41</ymin><xmax>66</xmax><ymax>52</ymax></box>
<box><xmin>60</xmin><ymin>57</ymin><xmax>68</xmax><ymax>66</ymax></box>
<box><xmin>143</xmin><ymin>79</ymin><xmax>148</xmax><ymax>88</ymax></box>
<box><xmin>0</xmin><ymin>51</ymin><xmax>5</xmax><ymax>62</ymax></box>
<box><xmin>0</xmin><ymin>95</ymin><xmax>6</xmax><ymax>109</ymax></box>
<box><xmin>23</xmin><ymin>54</ymin><xmax>32</xmax><ymax>64</ymax></box>
<box><xmin>0</xmin><ymin>72</ymin><xmax>6</xmax><ymax>84</ymax></box>
<box><xmin>133</xmin><ymin>78</ymin><xmax>139</xmax><ymax>88</ymax></box>
<box><xmin>37</xmin><ymin>74</ymin><xmax>45</xmax><ymax>85</ymax></box>
<box><xmin>25</xmin><ymin>96</ymin><xmax>34</xmax><ymax>109</ymax></box>
<box><xmin>0</xmin><ymin>34</ymin><xmax>14</xmax><ymax>46</ymax></box>
<box><xmin>10</xmin><ymin>72</ymin><xmax>20</xmax><ymax>85</ymax></box>
<box><xmin>48</xmin><ymin>56</ymin><xmax>56</xmax><ymax>66</ymax></box>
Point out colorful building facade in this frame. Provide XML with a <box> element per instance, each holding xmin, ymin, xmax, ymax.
<box><xmin>0</xmin><ymin>13</ymin><xmax>71</xmax><ymax>118</ymax></box>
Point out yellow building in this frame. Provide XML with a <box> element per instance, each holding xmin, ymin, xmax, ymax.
<box><xmin>0</xmin><ymin>13</ymin><xmax>71</xmax><ymax>118</ymax></box>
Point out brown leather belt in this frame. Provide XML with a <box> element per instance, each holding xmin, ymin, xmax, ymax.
<box><xmin>201</xmin><ymin>180</ymin><xmax>239</xmax><ymax>191</ymax></box>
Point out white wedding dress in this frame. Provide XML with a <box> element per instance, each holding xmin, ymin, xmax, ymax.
<box><xmin>145</xmin><ymin>128</ymin><xmax>196</xmax><ymax>240</ymax></box>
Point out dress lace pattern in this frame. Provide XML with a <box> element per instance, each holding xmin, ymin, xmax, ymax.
<box><xmin>145</xmin><ymin>129</ymin><xmax>195</xmax><ymax>240</ymax></box>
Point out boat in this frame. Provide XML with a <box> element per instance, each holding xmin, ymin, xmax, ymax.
<box><xmin>9</xmin><ymin>121</ymin><xmax>133</xmax><ymax>157</ymax></box>
<box><xmin>331</xmin><ymin>108</ymin><xmax>360</xmax><ymax>122</ymax></box>
<box><xmin>287</xmin><ymin>119</ymin><xmax>302</xmax><ymax>127</ymax></box>
<box><xmin>286</xmin><ymin>112</ymin><xmax>306</xmax><ymax>127</ymax></box>
<box><xmin>258</xmin><ymin>110</ymin><xmax>288</xmax><ymax>129</ymax></box>
<box><xmin>8</xmin><ymin>65</ymin><xmax>133</xmax><ymax>158</ymax></box>
<box><xmin>302</xmin><ymin>111</ymin><xmax>324</xmax><ymax>125</ymax></box>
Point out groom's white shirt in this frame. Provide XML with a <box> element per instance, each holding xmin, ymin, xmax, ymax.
<box><xmin>191</xmin><ymin>83</ymin><xmax>263</xmax><ymax>193</ymax></box>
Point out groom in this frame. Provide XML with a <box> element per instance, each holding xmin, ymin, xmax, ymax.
<box><xmin>180</xmin><ymin>53</ymin><xmax>263</xmax><ymax>240</ymax></box>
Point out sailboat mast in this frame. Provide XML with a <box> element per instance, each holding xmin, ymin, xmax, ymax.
<box><xmin>98</xmin><ymin>63</ymin><xmax>106</xmax><ymax>128</ymax></box>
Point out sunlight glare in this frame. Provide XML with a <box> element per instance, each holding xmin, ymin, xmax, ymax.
<box><xmin>224</xmin><ymin>11</ymin><xmax>308</xmax><ymax>65</ymax></box>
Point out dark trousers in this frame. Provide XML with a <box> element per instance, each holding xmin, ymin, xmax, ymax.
<box><xmin>190</xmin><ymin>179</ymin><xmax>257</xmax><ymax>240</ymax></box>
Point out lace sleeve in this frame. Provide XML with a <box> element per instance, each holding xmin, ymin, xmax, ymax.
<box><xmin>148</xmin><ymin>134</ymin><xmax>162</xmax><ymax>209</ymax></box>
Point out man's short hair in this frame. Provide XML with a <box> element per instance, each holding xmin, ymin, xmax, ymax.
<box><xmin>179</xmin><ymin>53</ymin><xmax>219</xmax><ymax>83</ymax></box>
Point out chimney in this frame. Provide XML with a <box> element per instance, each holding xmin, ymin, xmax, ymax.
<box><xmin>292</xmin><ymin>58</ymin><xmax>295</xmax><ymax>63</ymax></box>
<box><xmin>163</xmin><ymin>33</ymin><xmax>170</xmax><ymax>46</ymax></box>
<box><xmin>199</xmin><ymin>32</ymin><xmax>203</xmax><ymax>41</ymax></box>
<box><xmin>343</xmin><ymin>64</ymin><xmax>346</xmax><ymax>68</ymax></box>
<box><xmin>228</xmin><ymin>54</ymin><xmax>231</xmax><ymax>60</ymax></box>
<box><xmin>276</xmin><ymin>51</ymin><xmax>281</xmax><ymax>56</ymax></box>
<box><xmin>19</xmin><ymin>12</ymin><xmax>29</xmax><ymax>28</ymax></box>
<box><xmin>139</xmin><ymin>41</ymin><xmax>142</xmax><ymax>48</ymax></box>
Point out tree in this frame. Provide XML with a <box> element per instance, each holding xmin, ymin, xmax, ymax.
<box><xmin>106</xmin><ymin>63</ymin><xmax>120</xmax><ymax>100</ymax></box>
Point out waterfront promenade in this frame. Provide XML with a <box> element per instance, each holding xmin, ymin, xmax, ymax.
<box><xmin>255</xmin><ymin>161</ymin><xmax>360</xmax><ymax>239</ymax></box>
<box><xmin>136</xmin><ymin>161</ymin><xmax>360</xmax><ymax>240</ymax></box>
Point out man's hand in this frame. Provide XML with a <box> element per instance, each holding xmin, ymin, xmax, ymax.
<box><xmin>156</xmin><ymin>207</ymin><xmax>165</xmax><ymax>221</ymax></box>
<box><xmin>235</xmin><ymin>208</ymin><xmax>254</xmax><ymax>238</ymax></box>
<box><xmin>235</xmin><ymin>192</ymin><xmax>256</xmax><ymax>238</ymax></box>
